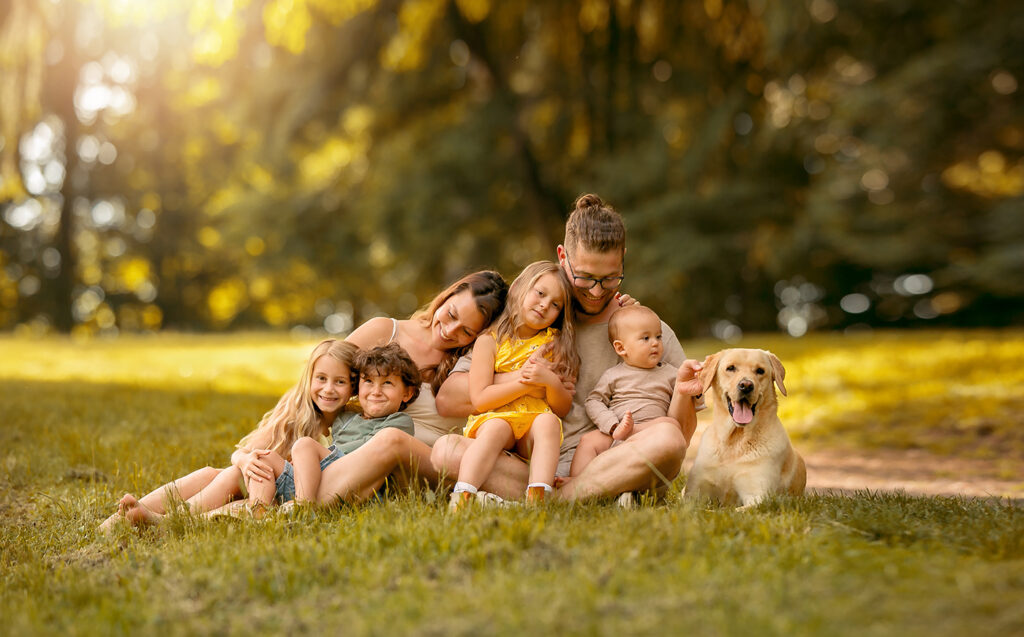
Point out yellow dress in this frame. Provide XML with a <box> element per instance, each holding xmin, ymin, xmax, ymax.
<box><xmin>464</xmin><ymin>328</ymin><xmax>563</xmax><ymax>441</ymax></box>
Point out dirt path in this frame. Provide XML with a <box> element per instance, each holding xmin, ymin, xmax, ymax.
<box><xmin>683</xmin><ymin>429</ymin><xmax>1024</xmax><ymax>500</ymax></box>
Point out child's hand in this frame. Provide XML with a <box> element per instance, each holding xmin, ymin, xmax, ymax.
<box><xmin>674</xmin><ymin>360</ymin><xmax>704</xmax><ymax>397</ymax></box>
<box><xmin>612</xmin><ymin>411</ymin><xmax>634</xmax><ymax>441</ymax></box>
<box><xmin>242</xmin><ymin>449</ymin><xmax>274</xmax><ymax>484</ymax></box>
<box><xmin>615</xmin><ymin>292</ymin><xmax>640</xmax><ymax>307</ymax></box>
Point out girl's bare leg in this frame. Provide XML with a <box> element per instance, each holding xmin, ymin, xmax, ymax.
<box><xmin>457</xmin><ymin>419</ymin><xmax>515</xmax><ymax>489</ymax></box>
<box><xmin>99</xmin><ymin>466</ymin><xmax>223</xmax><ymax>531</ymax></box>
<box><xmin>315</xmin><ymin>429</ymin><xmax>436</xmax><ymax>506</ymax></box>
<box><xmin>291</xmin><ymin>437</ymin><xmax>332</xmax><ymax>503</ymax></box>
<box><xmin>430</xmin><ymin>434</ymin><xmax>530</xmax><ymax>500</ymax></box>
<box><xmin>519</xmin><ymin>414</ymin><xmax>561</xmax><ymax>488</ymax></box>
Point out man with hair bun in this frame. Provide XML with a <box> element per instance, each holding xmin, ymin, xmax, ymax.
<box><xmin>434</xmin><ymin>194</ymin><xmax>704</xmax><ymax>503</ymax></box>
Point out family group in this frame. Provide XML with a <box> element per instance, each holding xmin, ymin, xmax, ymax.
<box><xmin>101</xmin><ymin>193</ymin><xmax>705</xmax><ymax>530</ymax></box>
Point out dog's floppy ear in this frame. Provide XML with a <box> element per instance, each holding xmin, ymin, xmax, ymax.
<box><xmin>699</xmin><ymin>351</ymin><xmax>721</xmax><ymax>396</ymax></box>
<box><xmin>765</xmin><ymin>350</ymin><xmax>786</xmax><ymax>396</ymax></box>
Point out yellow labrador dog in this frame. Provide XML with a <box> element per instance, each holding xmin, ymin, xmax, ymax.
<box><xmin>685</xmin><ymin>348</ymin><xmax>806</xmax><ymax>508</ymax></box>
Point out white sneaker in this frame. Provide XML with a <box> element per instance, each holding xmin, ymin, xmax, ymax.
<box><xmin>616</xmin><ymin>491</ymin><xmax>636</xmax><ymax>509</ymax></box>
<box><xmin>476</xmin><ymin>490</ymin><xmax>517</xmax><ymax>507</ymax></box>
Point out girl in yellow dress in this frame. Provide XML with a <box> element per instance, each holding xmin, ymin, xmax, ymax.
<box><xmin>452</xmin><ymin>261</ymin><xmax>579</xmax><ymax>506</ymax></box>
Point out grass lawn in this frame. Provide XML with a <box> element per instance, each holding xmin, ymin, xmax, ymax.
<box><xmin>1</xmin><ymin>330</ymin><xmax>1022</xmax><ymax>635</ymax></box>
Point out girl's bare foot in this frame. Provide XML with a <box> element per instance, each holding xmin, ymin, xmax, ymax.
<box><xmin>98</xmin><ymin>511</ymin><xmax>123</xmax><ymax>533</ymax></box>
<box><xmin>121</xmin><ymin>494</ymin><xmax>163</xmax><ymax>527</ymax></box>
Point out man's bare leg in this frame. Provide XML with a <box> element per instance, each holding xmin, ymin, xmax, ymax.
<box><xmin>431</xmin><ymin>434</ymin><xmax>529</xmax><ymax>500</ymax></box>
<box><xmin>555</xmin><ymin>420</ymin><xmax>686</xmax><ymax>502</ymax></box>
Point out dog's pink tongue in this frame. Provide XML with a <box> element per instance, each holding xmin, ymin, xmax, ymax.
<box><xmin>733</xmin><ymin>401</ymin><xmax>754</xmax><ymax>424</ymax></box>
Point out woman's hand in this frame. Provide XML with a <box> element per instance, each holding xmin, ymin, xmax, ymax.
<box><xmin>240</xmin><ymin>449</ymin><xmax>274</xmax><ymax>484</ymax></box>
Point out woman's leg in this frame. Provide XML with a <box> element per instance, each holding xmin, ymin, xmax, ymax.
<box><xmin>518</xmin><ymin>413</ymin><xmax>561</xmax><ymax>489</ymax></box>
<box><xmin>291</xmin><ymin>437</ymin><xmax>331</xmax><ymax>502</ymax></box>
<box><xmin>457</xmin><ymin>419</ymin><xmax>515</xmax><ymax>489</ymax></box>
<box><xmin>314</xmin><ymin>429</ymin><xmax>436</xmax><ymax>506</ymax></box>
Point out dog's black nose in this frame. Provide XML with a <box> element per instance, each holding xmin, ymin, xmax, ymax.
<box><xmin>738</xmin><ymin>379</ymin><xmax>754</xmax><ymax>394</ymax></box>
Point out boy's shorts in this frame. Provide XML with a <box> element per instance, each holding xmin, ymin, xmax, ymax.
<box><xmin>274</xmin><ymin>445</ymin><xmax>345</xmax><ymax>503</ymax></box>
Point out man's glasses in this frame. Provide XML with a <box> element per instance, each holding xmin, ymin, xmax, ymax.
<box><xmin>564</xmin><ymin>254</ymin><xmax>624</xmax><ymax>291</ymax></box>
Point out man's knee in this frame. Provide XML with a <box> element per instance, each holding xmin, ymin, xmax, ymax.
<box><xmin>642</xmin><ymin>420</ymin><xmax>687</xmax><ymax>470</ymax></box>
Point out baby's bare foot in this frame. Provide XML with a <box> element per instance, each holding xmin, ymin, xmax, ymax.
<box><xmin>613</xmin><ymin>412</ymin><xmax>635</xmax><ymax>441</ymax></box>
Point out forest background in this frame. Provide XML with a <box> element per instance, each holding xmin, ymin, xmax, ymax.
<box><xmin>1</xmin><ymin>0</ymin><xmax>1021</xmax><ymax>339</ymax></box>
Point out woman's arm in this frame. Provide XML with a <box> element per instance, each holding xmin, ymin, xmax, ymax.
<box><xmin>468</xmin><ymin>335</ymin><xmax>535</xmax><ymax>412</ymax></box>
<box><xmin>344</xmin><ymin>316</ymin><xmax>395</xmax><ymax>350</ymax></box>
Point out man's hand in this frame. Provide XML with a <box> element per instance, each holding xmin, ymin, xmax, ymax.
<box><xmin>674</xmin><ymin>359</ymin><xmax>704</xmax><ymax>397</ymax></box>
<box><xmin>615</xmin><ymin>292</ymin><xmax>639</xmax><ymax>307</ymax></box>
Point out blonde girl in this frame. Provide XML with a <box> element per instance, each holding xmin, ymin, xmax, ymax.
<box><xmin>450</xmin><ymin>261</ymin><xmax>580</xmax><ymax>508</ymax></box>
<box><xmin>101</xmin><ymin>339</ymin><xmax>358</xmax><ymax>528</ymax></box>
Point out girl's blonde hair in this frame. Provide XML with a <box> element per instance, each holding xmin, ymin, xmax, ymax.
<box><xmin>237</xmin><ymin>339</ymin><xmax>359</xmax><ymax>459</ymax></box>
<box><xmin>491</xmin><ymin>261</ymin><xmax>580</xmax><ymax>380</ymax></box>
<box><xmin>412</xmin><ymin>270</ymin><xmax>508</xmax><ymax>393</ymax></box>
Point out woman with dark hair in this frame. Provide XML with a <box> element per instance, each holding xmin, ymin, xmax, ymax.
<box><xmin>289</xmin><ymin>270</ymin><xmax>509</xmax><ymax>505</ymax></box>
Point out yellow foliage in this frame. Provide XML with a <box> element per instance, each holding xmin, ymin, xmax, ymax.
<box><xmin>198</xmin><ymin>226</ymin><xmax>222</xmax><ymax>248</ymax></box>
<box><xmin>579</xmin><ymin>0</ymin><xmax>610</xmax><ymax>32</ymax></box>
<box><xmin>942</xmin><ymin>151</ymin><xmax>1024</xmax><ymax>198</ymax></box>
<box><xmin>245</xmin><ymin>236</ymin><xmax>266</xmax><ymax>257</ymax></box>
<box><xmin>205</xmin><ymin>185</ymin><xmax>243</xmax><ymax>217</ymax></box>
<box><xmin>454</xmin><ymin>0</ymin><xmax>490</xmax><ymax>23</ymax></box>
<box><xmin>342</xmin><ymin>105</ymin><xmax>375</xmax><ymax>137</ymax></box>
<box><xmin>309</xmin><ymin>0</ymin><xmax>377</xmax><ymax>25</ymax></box>
<box><xmin>113</xmin><ymin>257</ymin><xmax>152</xmax><ymax>292</ymax></box>
<box><xmin>245</xmin><ymin>162</ymin><xmax>276</xmax><ymax>193</ymax></box>
<box><xmin>207</xmin><ymin>278</ymin><xmax>249</xmax><ymax>324</ymax></box>
<box><xmin>298</xmin><ymin>136</ymin><xmax>357</xmax><ymax>189</ymax></box>
<box><xmin>189</xmin><ymin>0</ymin><xmax>249</xmax><ymax>66</ymax></box>
<box><xmin>263</xmin><ymin>0</ymin><xmax>313</xmax><ymax>55</ymax></box>
<box><xmin>381</xmin><ymin>0</ymin><xmax>447</xmax><ymax>72</ymax></box>
<box><xmin>183</xmin><ymin>77</ymin><xmax>223</xmax><ymax>108</ymax></box>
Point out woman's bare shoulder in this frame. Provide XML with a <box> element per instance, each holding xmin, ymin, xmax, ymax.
<box><xmin>345</xmin><ymin>316</ymin><xmax>396</xmax><ymax>349</ymax></box>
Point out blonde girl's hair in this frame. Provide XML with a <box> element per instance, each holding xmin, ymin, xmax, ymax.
<box><xmin>411</xmin><ymin>270</ymin><xmax>508</xmax><ymax>393</ymax></box>
<box><xmin>491</xmin><ymin>261</ymin><xmax>580</xmax><ymax>380</ymax></box>
<box><xmin>237</xmin><ymin>339</ymin><xmax>359</xmax><ymax>459</ymax></box>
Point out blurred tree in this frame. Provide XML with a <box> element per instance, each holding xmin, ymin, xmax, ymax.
<box><xmin>0</xmin><ymin>0</ymin><xmax>1020</xmax><ymax>336</ymax></box>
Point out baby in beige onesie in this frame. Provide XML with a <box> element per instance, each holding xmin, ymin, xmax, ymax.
<box><xmin>570</xmin><ymin>305</ymin><xmax>692</xmax><ymax>476</ymax></box>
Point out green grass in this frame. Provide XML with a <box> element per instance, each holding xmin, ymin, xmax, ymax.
<box><xmin>1</xmin><ymin>331</ymin><xmax>1023</xmax><ymax>635</ymax></box>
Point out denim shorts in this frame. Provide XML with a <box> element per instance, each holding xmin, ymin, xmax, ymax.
<box><xmin>274</xmin><ymin>446</ymin><xmax>345</xmax><ymax>503</ymax></box>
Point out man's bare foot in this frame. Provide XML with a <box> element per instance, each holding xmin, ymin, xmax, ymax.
<box><xmin>121</xmin><ymin>494</ymin><xmax>163</xmax><ymax>527</ymax></box>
